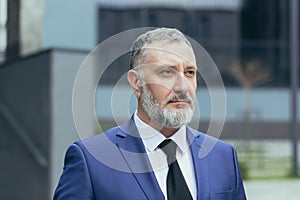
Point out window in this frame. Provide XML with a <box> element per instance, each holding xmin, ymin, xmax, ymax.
<box><xmin>97</xmin><ymin>4</ymin><xmax>289</xmax><ymax>87</ymax></box>
<box><xmin>0</xmin><ymin>0</ymin><xmax>7</xmax><ymax>63</ymax></box>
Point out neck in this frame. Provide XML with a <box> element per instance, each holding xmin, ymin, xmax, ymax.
<box><xmin>136</xmin><ymin>109</ymin><xmax>180</xmax><ymax>138</ymax></box>
<box><xmin>160</xmin><ymin>127</ymin><xmax>180</xmax><ymax>138</ymax></box>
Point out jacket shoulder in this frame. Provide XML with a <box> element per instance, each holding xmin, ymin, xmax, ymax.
<box><xmin>75</xmin><ymin>126</ymin><xmax>122</xmax><ymax>147</ymax></box>
<box><xmin>188</xmin><ymin>127</ymin><xmax>236</xmax><ymax>159</ymax></box>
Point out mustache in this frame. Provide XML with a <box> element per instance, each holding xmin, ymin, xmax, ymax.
<box><xmin>165</xmin><ymin>93</ymin><xmax>193</xmax><ymax>105</ymax></box>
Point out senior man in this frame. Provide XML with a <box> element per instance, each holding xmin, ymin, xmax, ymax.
<box><xmin>54</xmin><ymin>27</ymin><xmax>246</xmax><ymax>200</ymax></box>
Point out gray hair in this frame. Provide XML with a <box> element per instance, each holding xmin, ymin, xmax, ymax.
<box><xmin>129</xmin><ymin>27</ymin><xmax>192</xmax><ymax>70</ymax></box>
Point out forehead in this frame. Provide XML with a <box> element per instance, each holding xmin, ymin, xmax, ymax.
<box><xmin>144</xmin><ymin>41</ymin><xmax>196</xmax><ymax>67</ymax></box>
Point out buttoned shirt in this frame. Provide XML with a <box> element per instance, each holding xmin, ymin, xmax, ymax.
<box><xmin>134</xmin><ymin>112</ymin><xmax>197</xmax><ymax>200</ymax></box>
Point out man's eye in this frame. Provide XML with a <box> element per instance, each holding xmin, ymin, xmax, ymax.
<box><xmin>160</xmin><ymin>69</ymin><xmax>174</xmax><ymax>76</ymax></box>
<box><xmin>186</xmin><ymin>70</ymin><xmax>196</xmax><ymax>77</ymax></box>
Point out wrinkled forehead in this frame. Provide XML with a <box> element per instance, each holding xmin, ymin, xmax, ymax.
<box><xmin>143</xmin><ymin>41</ymin><xmax>197</xmax><ymax>66</ymax></box>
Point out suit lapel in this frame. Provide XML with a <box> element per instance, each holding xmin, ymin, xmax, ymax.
<box><xmin>188</xmin><ymin>127</ymin><xmax>211</xmax><ymax>200</ymax></box>
<box><xmin>116</xmin><ymin>118</ymin><xmax>165</xmax><ymax>200</ymax></box>
<box><xmin>116</xmin><ymin>119</ymin><xmax>214</xmax><ymax>200</ymax></box>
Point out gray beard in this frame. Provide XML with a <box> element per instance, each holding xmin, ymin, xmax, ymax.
<box><xmin>140</xmin><ymin>84</ymin><xmax>194</xmax><ymax>128</ymax></box>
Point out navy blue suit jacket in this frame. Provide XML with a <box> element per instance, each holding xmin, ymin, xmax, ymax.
<box><xmin>54</xmin><ymin>118</ymin><xmax>246</xmax><ymax>199</ymax></box>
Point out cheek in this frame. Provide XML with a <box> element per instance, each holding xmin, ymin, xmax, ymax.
<box><xmin>191</xmin><ymin>83</ymin><xmax>197</xmax><ymax>93</ymax></box>
<box><xmin>190</xmin><ymin>80</ymin><xmax>197</xmax><ymax>91</ymax></box>
<box><xmin>188</xmin><ymin>83</ymin><xmax>197</xmax><ymax>101</ymax></box>
<box><xmin>148</xmin><ymin>84</ymin><xmax>172</xmax><ymax>102</ymax></box>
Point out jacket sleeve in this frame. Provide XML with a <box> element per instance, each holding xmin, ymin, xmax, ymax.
<box><xmin>53</xmin><ymin>144</ymin><xmax>94</xmax><ymax>200</ymax></box>
<box><xmin>232</xmin><ymin>147</ymin><xmax>247</xmax><ymax>200</ymax></box>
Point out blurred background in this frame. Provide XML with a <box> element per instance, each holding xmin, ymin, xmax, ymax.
<box><xmin>0</xmin><ymin>0</ymin><xmax>300</xmax><ymax>199</ymax></box>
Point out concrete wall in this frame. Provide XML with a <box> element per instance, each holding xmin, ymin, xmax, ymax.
<box><xmin>0</xmin><ymin>51</ymin><xmax>51</xmax><ymax>199</ymax></box>
<box><xmin>49</xmin><ymin>49</ymin><xmax>97</xmax><ymax>196</ymax></box>
<box><xmin>0</xmin><ymin>49</ymin><xmax>96</xmax><ymax>199</ymax></box>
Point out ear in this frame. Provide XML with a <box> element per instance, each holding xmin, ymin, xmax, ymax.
<box><xmin>127</xmin><ymin>70</ymin><xmax>142</xmax><ymax>98</ymax></box>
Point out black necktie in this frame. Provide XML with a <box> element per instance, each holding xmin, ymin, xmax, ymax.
<box><xmin>159</xmin><ymin>139</ymin><xmax>193</xmax><ymax>200</ymax></box>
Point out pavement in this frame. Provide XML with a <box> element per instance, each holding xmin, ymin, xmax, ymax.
<box><xmin>244</xmin><ymin>179</ymin><xmax>300</xmax><ymax>200</ymax></box>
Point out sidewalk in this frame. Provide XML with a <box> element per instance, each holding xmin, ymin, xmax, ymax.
<box><xmin>244</xmin><ymin>179</ymin><xmax>300</xmax><ymax>200</ymax></box>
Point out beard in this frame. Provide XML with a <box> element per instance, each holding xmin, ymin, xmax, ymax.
<box><xmin>140</xmin><ymin>84</ymin><xmax>194</xmax><ymax>128</ymax></box>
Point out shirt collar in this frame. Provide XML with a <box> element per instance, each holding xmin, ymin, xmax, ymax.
<box><xmin>134</xmin><ymin>111</ymin><xmax>188</xmax><ymax>153</ymax></box>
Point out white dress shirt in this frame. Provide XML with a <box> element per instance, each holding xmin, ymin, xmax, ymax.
<box><xmin>134</xmin><ymin>112</ymin><xmax>197</xmax><ymax>200</ymax></box>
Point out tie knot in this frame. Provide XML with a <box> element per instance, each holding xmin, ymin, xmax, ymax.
<box><xmin>159</xmin><ymin>139</ymin><xmax>177</xmax><ymax>157</ymax></box>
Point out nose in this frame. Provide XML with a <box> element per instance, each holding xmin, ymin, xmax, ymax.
<box><xmin>173</xmin><ymin>73</ymin><xmax>190</xmax><ymax>94</ymax></box>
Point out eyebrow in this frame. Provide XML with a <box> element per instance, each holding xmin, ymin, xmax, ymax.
<box><xmin>185</xmin><ymin>65</ymin><xmax>197</xmax><ymax>70</ymax></box>
<box><xmin>152</xmin><ymin>63</ymin><xmax>197</xmax><ymax>71</ymax></box>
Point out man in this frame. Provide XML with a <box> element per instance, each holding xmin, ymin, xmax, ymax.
<box><xmin>54</xmin><ymin>28</ymin><xmax>246</xmax><ymax>200</ymax></box>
